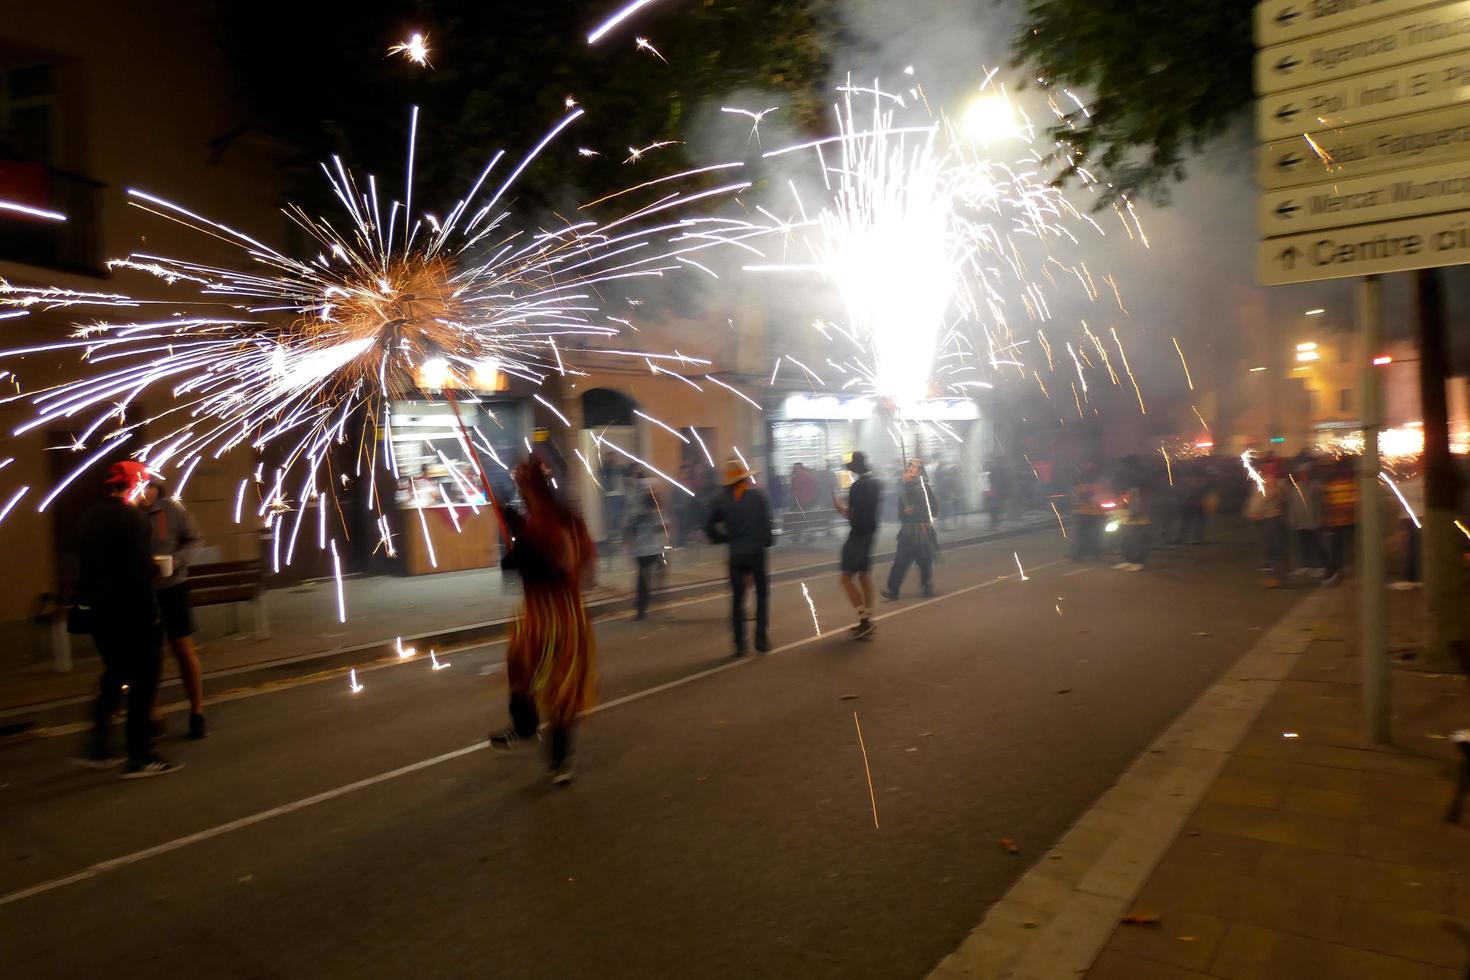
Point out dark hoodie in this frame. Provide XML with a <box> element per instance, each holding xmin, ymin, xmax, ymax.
<box><xmin>705</xmin><ymin>484</ymin><xmax>774</xmax><ymax>556</ymax></box>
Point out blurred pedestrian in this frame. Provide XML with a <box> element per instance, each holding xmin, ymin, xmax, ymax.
<box><xmin>72</xmin><ymin>462</ymin><xmax>181</xmax><ymax>778</ymax></box>
<box><xmin>1071</xmin><ymin>462</ymin><xmax>1106</xmax><ymax>560</ymax></box>
<box><xmin>1177</xmin><ymin>462</ymin><xmax>1208</xmax><ymax>544</ymax></box>
<box><xmin>1245</xmin><ymin>460</ymin><xmax>1289</xmax><ymax>588</ymax></box>
<box><xmin>625</xmin><ymin>479</ymin><xmax>665</xmax><ymax>618</ymax></box>
<box><xmin>1321</xmin><ymin>459</ymin><xmax>1359</xmax><ymax>586</ymax></box>
<box><xmin>141</xmin><ymin>477</ymin><xmax>207</xmax><ymax>739</ymax></box>
<box><xmin>489</xmin><ymin>458</ymin><xmax>597</xmax><ymax>786</ymax></box>
<box><xmin>1286</xmin><ymin>461</ymin><xmax>1325</xmax><ymax>579</ymax></box>
<box><xmin>985</xmin><ymin>461</ymin><xmax>1011</xmax><ymax>530</ymax></box>
<box><xmin>1116</xmin><ymin>461</ymin><xmax>1152</xmax><ymax>572</ymax></box>
<box><xmin>1390</xmin><ymin>467</ymin><xmax>1424</xmax><ymax>590</ymax></box>
<box><xmin>706</xmin><ymin>458</ymin><xmax>774</xmax><ymax>656</ymax></box>
<box><xmin>883</xmin><ymin>459</ymin><xmax>938</xmax><ymax>599</ymax></box>
<box><xmin>832</xmin><ymin>451</ymin><xmax>881</xmax><ymax>639</ymax></box>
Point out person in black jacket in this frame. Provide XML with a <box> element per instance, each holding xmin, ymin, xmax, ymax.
<box><xmin>833</xmin><ymin>451</ymin><xmax>881</xmax><ymax>638</ymax></box>
<box><xmin>73</xmin><ymin>461</ymin><xmax>181</xmax><ymax>778</ymax></box>
<box><xmin>705</xmin><ymin>458</ymin><xmax>774</xmax><ymax>656</ymax></box>
<box><xmin>882</xmin><ymin>459</ymin><xmax>939</xmax><ymax>600</ymax></box>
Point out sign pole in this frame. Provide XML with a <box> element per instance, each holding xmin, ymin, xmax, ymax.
<box><xmin>1356</xmin><ymin>273</ymin><xmax>1390</xmax><ymax>743</ymax></box>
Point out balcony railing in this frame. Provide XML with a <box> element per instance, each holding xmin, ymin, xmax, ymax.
<box><xmin>0</xmin><ymin>161</ymin><xmax>105</xmax><ymax>277</ymax></box>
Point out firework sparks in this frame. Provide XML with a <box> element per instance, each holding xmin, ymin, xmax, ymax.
<box><xmin>587</xmin><ymin>0</ymin><xmax>667</xmax><ymax>44</ymax></box>
<box><xmin>852</xmin><ymin>711</ymin><xmax>879</xmax><ymax>830</ymax></box>
<box><xmin>1241</xmin><ymin>451</ymin><xmax>1266</xmax><ymax>496</ymax></box>
<box><xmin>1171</xmin><ymin>336</ymin><xmax>1194</xmax><ymax>391</ymax></box>
<box><xmin>624</xmin><ymin>139</ymin><xmax>680</xmax><ymax>163</ymax></box>
<box><xmin>721</xmin><ymin>105</ymin><xmax>780</xmax><ymax>146</ymax></box>
<box><xmin>801</xmin><ymin>581</ymin><xmax>821</xmax><ymax>636</ymax></box>
<box><xmin>1160</xmin><ymin>446</ymin><xmax>1173</xmax><ymax>487</ymax></box>
<box><xmin>387</xmin><ymin>32</ymin><xmax>432</xmax><ymax>67</ymax></box>
<box><xmin>348</xmin><ymin>668</ymin><xmax>364</xmax><ymax>694</ymax></box>
<box><xmin>1049</xmin><ymin>500</ymin><xmax>1067</xmax><ymax>537</ymax></box>
<box><xmin>0</xmin><ymin>199</ymin><xmax>66</xmax><ymax>222</ymax></box>
<box><xmin>634</xmin><ymin>36</ymin><xmax>668</xmax><ymax>63</ymax></box>
<box><xmin>1013</xmin><ymin>551</ymin><xmax>1029</xmax><ymax>581</ymax></box>
<box><xmin>1379</xmin><ymin>471</ymin><xmax>1421</xmax><ymax>528</ymax></box>
<box><xmin>430</xmin><ymin>649</ymin><xmax>450</xmax><ymax>670</ymax></box>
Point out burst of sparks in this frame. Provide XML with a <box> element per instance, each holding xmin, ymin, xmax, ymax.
<box><xmin>721</xmin><ymin>105</ymin><xmax>780</xmax><ymax>145</ymax></box>
<box><xmin>634</xmin><ymin>36</ymin><xmax>668</xmax><ymax>64</ymax></box>
<box><xmin>801</xmin><ymin>581</ymin><xmax>821</xmax><ymax>636</ymax></box>
<box><xmin>624</xmin><ymin>139</ymin><xmax>680</xmax><ymax>164</ymax></box>
<box><xmin>1241</xmin><ymin>451</ymin><xmax>1266</xmax><ymax>496</ymax></box>
<box><xmin>387</xmin><ymin>32</ymin><xmax>432</xmax><ymax>67</ymax></box>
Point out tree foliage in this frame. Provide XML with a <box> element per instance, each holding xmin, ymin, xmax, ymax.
<box><xmin>212</xmin><ymin>0</ymin><xmax>832</xmax><ymax>213</ymax></box>
<box><xmin>1010</xmin><ymin>0</ymin><xmax>1254</xmax><ymax>205</ymax></box>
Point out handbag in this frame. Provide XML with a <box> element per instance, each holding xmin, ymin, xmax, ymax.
<box><xmin>66</xmin><ymin>603</ymin><xmax>94</xmax><ymax>636</ymax></box>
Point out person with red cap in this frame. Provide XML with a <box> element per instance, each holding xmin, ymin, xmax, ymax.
<box><xmin>71</xmin><ymin>461</ymin><xmax>181</xmax><ymax>778</ymax></box>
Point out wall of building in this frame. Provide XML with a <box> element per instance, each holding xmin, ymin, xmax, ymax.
<box><xmin>0</xmin><ymin>4</ymin><xmax>282</xmax><ymax>620</ymax></box>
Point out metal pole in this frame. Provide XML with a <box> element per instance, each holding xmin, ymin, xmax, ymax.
<box><xmin>1357</xmin><ymin>274</ymin><xmax>1389</xmax><ymax>743</ymax></box>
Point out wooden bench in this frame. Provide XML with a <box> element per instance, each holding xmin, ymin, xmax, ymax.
<box><xmin>46</xmin><ymin>560</ymin><xmax>268</xmax><ymax>673</ymax></box>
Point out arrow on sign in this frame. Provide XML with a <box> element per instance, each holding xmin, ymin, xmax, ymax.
<box><xmin>1278</xmin><ymin>245</ymin><xmax>1301</xmax><ymax>270</ymax></box>
<box><xmin>1274</xmin><ymin>104</ymin><xmax>1301</xmax><ymax>123</ymax></box>
<box><xmin>1275</xmin><ymin>6</ymin><xmax>1299</xmax><ymax>25</ymax></box>
<box><xmin>1276</xmin><ymin>152</ymin><xmax>1303</xmax><ymax>171</ymax></box>
<box><xmin>1274</xmin><ymin>201</ymin><xmax>1300</xmax><ymax>219</ymax></box>
<box><xmin>1274</xmin><ymin>55</ymin><xmax>1301</xmax><ymax>74</ymax></box>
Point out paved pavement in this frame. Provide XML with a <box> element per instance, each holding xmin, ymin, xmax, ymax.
<box><xmin>0</xmin><ymin>511</ymin><xmax>1036</xmax><ymax>716</ymax></box>
<box><xmin>0</xmin><ymin>524</ymin><xmax>1301</xmax><ymax>979</ymax></box>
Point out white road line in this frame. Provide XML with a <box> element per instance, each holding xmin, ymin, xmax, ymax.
<box><xmin>0</xmin><ymin>557</ymin><xmax>1064</xmax><ymax>910</ymax></box>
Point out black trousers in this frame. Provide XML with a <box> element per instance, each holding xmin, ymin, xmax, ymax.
<box><xmin>1179</xmin><ymin>505</ymin><xmax>1206</xmax><ymax>544</ymax></box>
<box><xmin>635</xmin><ymin>555</ymin><xmax>660</xmax><ymax>614</ymax></box>
<box><xmin>728</xmin><ymin>551</ymin><xmax>769</xmax><ymax>650</ymax></box>
<box><xmin>887</xmin><ymin>525</ymin><xmax>934</xmax><ymax>596</ymax></box>
<box><xmin>508</xmin><ymin>691</ymin><xmax>572</xmax><ymax>769</ymax></box>
<box><xmin>90</xmin><ymin>618</ymin><xmax>163</xmax><ymax>763</ymax></box>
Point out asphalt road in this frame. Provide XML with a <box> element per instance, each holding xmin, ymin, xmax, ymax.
<box><xmin>0</xmin><ymin>523</ymin><xmax>1299</xmax><ymax>979</ymax></box>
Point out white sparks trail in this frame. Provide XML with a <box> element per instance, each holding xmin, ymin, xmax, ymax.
<box><xmin>0</xmin><ymin>199</ymin><xmax>66</xmax><ymax>221</ymax></box>
<box><xmin>387</xmin><ymin>32</ymin><xmax>431</xmax><ymax>67</ymax></box>
<box><xmin>348</xmin><ymin>668</ymin><xmax>363</xmax><ymax>693</ymax></box>
<box><xmin>721</xmin><ymin>105</ymin><xmax>780</xmax><ymax>145</ymax></box>
<box><xmin>431</xmin><ymin>649</ymin><xmax>450</xmax><ymax>670</ymax></box>
<box><xmin>1160</xmin><ymin>446</ymin><xmax>1173</xmax><ymax>486</ymax></box>
<box><xmin>1241</xmin><ymin>451</ymin><xmax>1266</xmax><ymax>496</ymax></box>
<box><xmin>1049</xmin><ymin>500</ymin><xmax>1067</xmax><ymax>538</ymax></box>
<box><xmin>801</xmin><ymin>582</ymin><xmax>821</xmax><ymax>636</ymax></box>
<box><xmin>586</xmin><ymin>0</ymin><xmax>666</xmax><ymax>44</ymax></box>
<box><xmin>688</xmin><ymin>426</ymin><xmax>715</xmax><ymax>467</ymax></box>
<box><xmin>0</xmin><ymin>486</ymin><xmax>29</xmax><ymax>524</ymax></box>
<box><xmin>1380</xmin><ymin>472</ymin><xmax>1421</xmax><ymax>528</ymax></box>
<box><xmin>634</xmin><ymin>408</ymin><xmax>689</xmax><ymax>443</ymax></box>
<box><xmin>633</xmin><ymin>36</ymin><xmax>668</xmax><ymax>64</ymax></box>
<box><xmin>732</xmin><ymin>446</ymin><xmax>756</xmax><ymax>484</ymax></box>
<box><xmin>1172</xmin><ymin>336</ymin><xmax>1194</xmax><ymax>391</ymax></box>
<box><xmin>1456</xmin><ymin>519</ymin><xmax>1470</xmax><ymax>541</ymax></box>
<box><xmin>1013</xmin><ymin>551</ymin><xmax>1029</xmax><ymax>581</ymax></box>
<box><xmin>331</xmin><ymin>541</ymin><xmax>346</xmax><ymax>623</ymax></box>
<box><xmin>853</xmin><ymin>712</ymin><xmax>879</xmax><ymax>830</ymax></box>
<box><xmin>396</xmin><ymin>636</ymin><xmax>416</xmax><ymax>660</ymax></box>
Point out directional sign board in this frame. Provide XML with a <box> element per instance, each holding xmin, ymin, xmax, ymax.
<box><xmin>1258</xmin><ymin>208</ymin><xmax>1470</xmax><ymax>284</ymax></box>
<box><xmin>1259</xmin><ymin>159</ymin><xmax>1470</xmax><ymax>235</ymax></box>
<box><xmin>1255</xmin><ymin>0</ymin><xmax>1470</xmax><ymax>284</ymax></box>
<box><xmin>1255</xmin><ymin>0</ymin><xmax>1444</xmax><ymax>47</ymax></box>
<box><xmin>1257</xmin><ymin>103</ymin><xmax>1470</xmax><ymax>190</ymax></box>
<box><xmin>1255</xmin><ymin>0</ymin><xmax>1470</xmax><ymax>94</ymax></box>
<box><xmin>1256</xmin><ymin>47</ymin><xmax>1470</xmax><ymax>141</ymax></box>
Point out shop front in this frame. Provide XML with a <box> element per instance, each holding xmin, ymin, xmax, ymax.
<box><xmin>389</xmin><ymin>390</ymin><xmax>529</xmax><ymax>575</ymax></box>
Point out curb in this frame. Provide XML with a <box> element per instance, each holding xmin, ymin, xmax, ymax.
<box><xmin>0</xmin><ymin>519</ymin><xmax>1051</xmax><ymax>728</ymax></box>
<box><xmin>927</xmin><ymin>588</ymin><xmax>1329</xmax><ymax>980</ymax></box>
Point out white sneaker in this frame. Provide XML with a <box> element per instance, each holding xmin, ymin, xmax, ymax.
<box><xmin>551</xmin><ymin>765</ymin><xmax>574</xmax><ymax>786</ymax></box>
<box><xmin>119</xmin><ymin>757</ymin><xmax>183</xmax><ymax>780</ymax></box>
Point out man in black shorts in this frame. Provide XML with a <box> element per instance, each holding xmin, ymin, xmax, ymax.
<box><xmin>141</xmin><ymin>477</ymin><xmax>207</xmax><ymax>739</ymax></box>
<box><xmin>833</xmin><ymin>451</ymin><xmax>881</xmax><ymax>639</ymax></box>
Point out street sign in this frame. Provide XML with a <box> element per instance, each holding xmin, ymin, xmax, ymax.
<box><xmin>1255</xmin><ymin>0</ymin><xmax>1445</xmax><ymax>47</ymax></box>
<box><xmin>1256</xmin><ymin>46</ymin><xmax>1470</xmax><ymax>141</ymax></box>
<box><xmin>1257</xmin><ymin>102</ymin><xmax>1470</xmax><ymax>190</ymax></box>
<box><xmin>1259</xmin><ymin>159</ymin><xmax>1470</xmax><ymax>234</ymax></box>
<box><xmin>1255</xmin><ymin>0</ymin><xmax>1470</xmax><ymax>94</ymax></box>
<box><xmin>1257</xmin><ymin>208</ymin><xmax>1470</xmax><ymax>284</ymax></box>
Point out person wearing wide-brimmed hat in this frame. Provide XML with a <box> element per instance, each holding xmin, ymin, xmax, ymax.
<box><xmin>832</xmin><ymin>451</ymin><xmax>881</xmax><ymax>638</ymax></box>
<box><xmin>705</xmin><ymin>457</ymin><xmax>774</xmax><ymax>656</ymax></box>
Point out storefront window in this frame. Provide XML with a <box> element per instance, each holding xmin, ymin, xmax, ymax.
<box><xmin>390</xmin><ymin>398</ymin><xmax>525</xmax><ymax>508</ymax></box>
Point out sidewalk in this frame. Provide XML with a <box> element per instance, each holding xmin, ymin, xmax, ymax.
<box><xmin>0</xmin><ymin>511</ymin><xmax>1044</xmax><ymax>714</ymax></box>
<box><xmin>931</xmin><ymin>582</ymin><xmax>1470</xmax><ymax>980</ymax></box>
